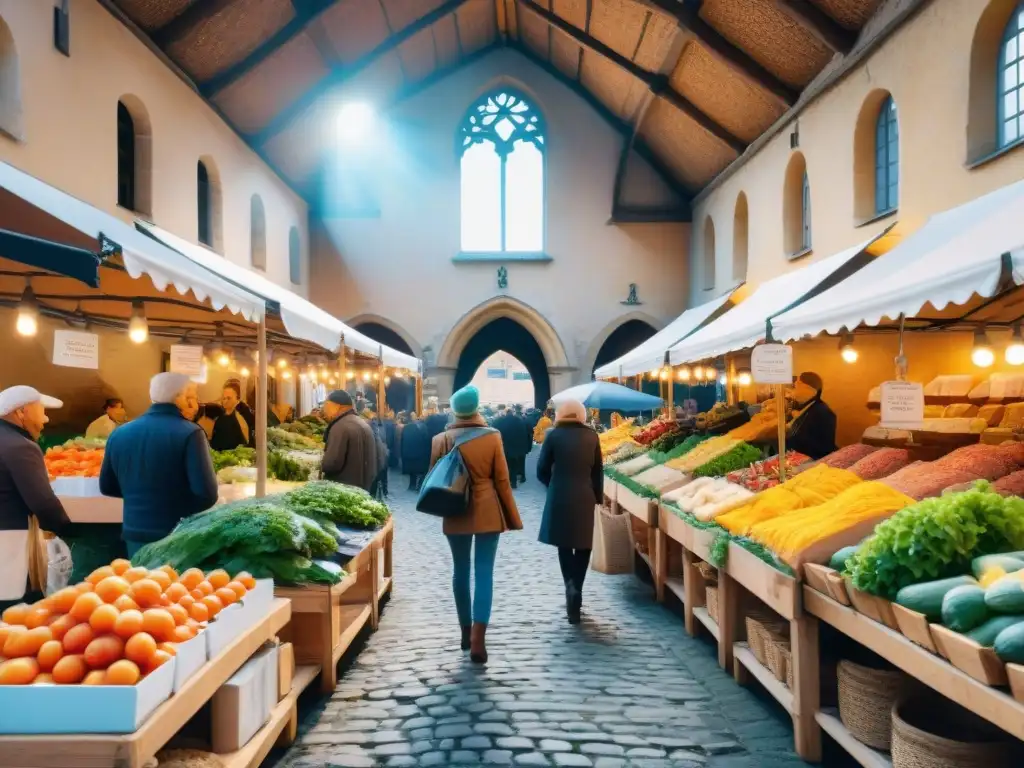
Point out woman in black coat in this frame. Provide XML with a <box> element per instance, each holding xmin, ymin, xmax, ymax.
<box><xmin>536</xmin><ymin>399</ymin><xmax>603</xmax><ymax>624</ymax></box>
<box><xmin>400</xmin><ymin>416</ymin><xmax>431</xmax><ymax>491</ymax></box>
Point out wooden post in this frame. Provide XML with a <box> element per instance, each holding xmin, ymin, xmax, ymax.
<box><xmin>681</xmin><ymin>548</ymin><xmax>700</xmax><ymax>637</ymax></box>
<box><xmin>718</xmin><ymin>570</ymin><xmax>738</xmax><ymax>672</ymax></box>
<box><xmin>792</xmin><ymin>615</ymin><xmax>823</xmax><ymax>761</ymax></box>
<box><xmin>415</xmin><ymin>369</ymin><xmax>424</xmax><ymax>414</ymax></box>
<box><xmin>377</xmin><ymin>346</ymin><xmax>387</xmax><ymax>416</ymax></box>
<box><xmin>775</xmin><ymin>383</ymin><xmax>788</xmax><ymax>482</ymax></box>
<box><xmin>256</xmin><ymin>315</ymin><xmax>268</xmax><ymax>498</ymax></box>
<box><xmin>338</xmin><ymin>340</ymin><xmax>346</xmax><ymax>393</ymax></box>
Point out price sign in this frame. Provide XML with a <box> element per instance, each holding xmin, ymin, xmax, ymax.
<box><xmin>170</xmin><ymin>344</ymin><xmax>204</xmax><ymax>377</ymax></box>
<box><xmin>880</xmin><ymin>380</ymin><xmax>924</xmax><ymax>429</ymax></box>
<box><xmin>52</xmin><ymin>330</ymin><xmax>99</xmax><ymax>369</ymax></box>
<box><xmin>751</xmin><ymin>343</ymin><xmax>793</xmax><ymax>384</ymax></box>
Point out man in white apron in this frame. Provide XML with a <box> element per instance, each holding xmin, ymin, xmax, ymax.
<box><xmin>0</xmin><ymin>386</ymin><xmax>70</xmax><ymax>610</ymax></box>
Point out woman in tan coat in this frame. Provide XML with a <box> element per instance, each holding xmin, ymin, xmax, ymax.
<box><xmin>429</xmin><ymin>385</ymin><xmax>522</xmax><ymax>663</ymax></box>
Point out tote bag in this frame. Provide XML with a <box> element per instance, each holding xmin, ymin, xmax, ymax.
<box><xmin>416</xmin><ymin>427</ymin><xmax>495</xmax><ymax>518</ymax></box>
<box><xmin>590</xmin><ymin>505</ymin><xmax>635</xmax><ymax>575</ymax></box>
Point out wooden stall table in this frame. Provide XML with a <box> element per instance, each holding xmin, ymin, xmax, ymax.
<box><xmin>615</xmin><ymin>485</ymin><xmax>662</xmax><ymax>600</ymax></box>
<box><xmin>0</xmin><ymin>599</ymin><xmax>321</xmax><ymax>768</ymax></box>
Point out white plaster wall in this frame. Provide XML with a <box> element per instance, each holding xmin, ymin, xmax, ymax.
<box><xmin>311</xmin><ymin>48</ymin><xmax>690</xmax><ymax>392</ymax></box>
<box><xmin>0</xmin><ymin>0</ymin><xmax>309</xmax><ymax>292</ymax></box>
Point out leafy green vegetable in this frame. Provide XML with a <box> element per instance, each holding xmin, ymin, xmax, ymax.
<box><xmin>648</xmin><ymin>434</ymin><xmax>710</xmax><ymax>465</ymax></box>
<box><xmin>283</xmin><ymin>481</ymin><xmax>390</xmax><ymax>529</ymax></box>
<box><xmin>691</xmin><ymin>442</ymin><xmax>762</xmax><ymax>478</ymax></box>
<box><xmin>268</xmin><ymin>427</ymin><xmax>321</xmax><ymax>451</ymax></box>
<box><xmin>846</xmin><ymin>482</ymin><xmax>1024</xmax><ymax>599</ymax></box>
<box><xmin>212</xmin><ymin>447</ymin><xmax>257</xmax><ymax>472</ymax></box>
<box><xmin>268</xmin><ymin>450</ymin><xmax>311</xmax><ymax>482</ymax></box>
<box><xmin>299</xmin><ymin>516</ymin><xmax>340</xmax><ymax>558</ymax></box>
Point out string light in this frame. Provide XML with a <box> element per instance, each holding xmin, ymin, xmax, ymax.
<box><xmin>15</xmin><ymin>284</ymin><xmax>39</xmax><ymax>337</ymax></box>
<box><xmin>659</xmin><ymin>368</ymin><xmax>669</xmax><ymax>381</ymax></box>
<box><xmin>346</xmin><ymin>371</ymin><xmax>355</xmax><ymax>380</ymax></box>
<box><xmin>362</xmin><ymin>372</ymin><xmax>371</xmax><ymax>382</ymax></box>
<box><xmin>240</xmin><ymin>366</ymin><xmax>251</xmax><ymax>378</ymax></box>
<box><xmin>736</xmin><ymin>369</ymin><xmax>753</xmax><ymax>387</ymax></box>
<box><xmin>1007</xmin><ymin>323</ymin><xmax>1024</xmax><ymax>366</ymax></box>
<box><xmin>972</xmin><ymin>327</ymin><xmax>995</xmax><ymax>368</ymax></box>
<box><xmin>282</xmin><ymin>369</ymin><xmax>293</xmax><ymax>380</ymax></box>
<box><xmin>677</xmin><ymin>367</ymin><xmax>690</xmax><ymax>381</ymax></box>
<box><xmin>718</xmin><ymin>371</ymin><xmax>728</xmax><ymax>386</ymax></box>
<box><xmin>127</xmin><ymin>301</ymin><xmax>149</xmax><ymax>344</ymax></box>
<box><xmin>839</xmin><ymin>331</ymin><xmax>858</xmax><ymax>364</ymax></box>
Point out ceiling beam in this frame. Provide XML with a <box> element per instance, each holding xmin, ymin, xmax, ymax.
<box><xmin>150</xmin><ymin>0</ymin><xmax>240</xmax><ymax>47</ymax></box>
<box><xmin>251</xmin><ymin>0</ymin><xmax>474</xmax><ymax>145</ymax></box>
<box><xmin>770</xmin><ymin>0</ymin><xmax>856</xmax><ymax>53</ymax></box>
<box><xmin>517</xmin><ymin>0</ymin><xmax>745</xmax><ymax>154</ymax></box>
<box><xmin>629</xmin><ymin>0</ymin><xmax>798</xmax><ymax>106</ymax></box>
<box><xmin>201</xmin><ymin>0</ymin><xmax>341</xmax><ymax>97</ymax></box>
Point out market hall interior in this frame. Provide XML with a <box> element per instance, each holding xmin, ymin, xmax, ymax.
<box><xmin>2</xmin><ymin>0</ymin><xmax>1024</xmax><ymax>766</ymax></box>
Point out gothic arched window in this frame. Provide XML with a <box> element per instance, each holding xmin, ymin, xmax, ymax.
<box><xmin>459</xmin><ymin>90</ymin><xmax>545</xmax><ymax>254</ymax></box>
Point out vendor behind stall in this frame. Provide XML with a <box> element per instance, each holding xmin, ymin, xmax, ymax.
<box><xmin>786</xmin><ymin>371</ymin><xmax>837</xmax><ymax>460</ymax></box>
<box><xmin>85</xmin><ymin>398</ymin><xmax>127</xmax><ymax>440</ymax></box>
<box><xmin>100</xmin><ymin>373</ymin><xmax>218</xmax><ymax>558</ymax></box>
<box><xmin>209</xmin><ymin>382</ymin><xmax>251</xmax><ymax>451</ymax></box>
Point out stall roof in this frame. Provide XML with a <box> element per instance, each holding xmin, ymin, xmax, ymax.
<box><xmin>0</xmin><ymin>228</ymin><xmax>100</xmax><ymax>287</ymax></box>
<box><xmin>138</xmin><ymin>223</ymin><xmax>420</xmax><ymax>370</ymax></box>
<box><xmin>771</xmin><ymin>180</ymin><xmax>1024</xmax><ymax>342</ymax></box>
<box><xmin>0</xmin><ymin>161</ymin><xmax>264</xmax><ymax>321</ymax></box>
<box><xmin>669</xmin><ymin>232</ymin><xmax>889</xmax><ymax>365</ymax></box>
<box><xmin>595</xmin><ymin>291</ymin><xmax>735</xmax><ymax>378</ymax></box>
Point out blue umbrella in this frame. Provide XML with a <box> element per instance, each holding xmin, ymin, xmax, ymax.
<box><xmin>551</xmin><ymin>381</ymin><xmax>664</xmax><ymax>413</ymax></box>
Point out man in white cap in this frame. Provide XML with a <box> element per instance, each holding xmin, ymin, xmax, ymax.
<box><xmin>99</xmin><ymin>372</ymin><xmax>217</xmax><ymax>557</ymax></box>
<box><xmin>0</xmin><ymin>386</ymin><xmax>70</xmax><ymax>607</ymax></box>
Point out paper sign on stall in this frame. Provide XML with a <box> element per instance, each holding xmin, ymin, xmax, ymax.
<box><xmin>751</xmin><ymin>343</ymin><xmax>793</xmax><ymax>384</ymax></box>
<box><xmin>170</xmin><ymin>344</ymin><xmax>204</xmax><ymax>376</ymax></box>
<box><xmin>52</xmin><ymin>330</ymin><xmax>99</xmax><ymax>369</ymax></box>
<box><xmin>880</xmin><ymin>380</ymin><xmax>924</xmax><ymax>429</ymax></box>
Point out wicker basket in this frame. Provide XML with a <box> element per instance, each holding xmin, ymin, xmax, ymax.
<box><xmin>766</xmin><ymin>639</ymin><xmax>790</xmax><ymax>684</ymax></box>
<box><xmin>696</xmin><ymin>561</ymin><xmax>718</xmax><ymax>583</ymax></box>
<box><xmin>746</xmin><ymin>614</ymin><xmax>788</xmax><ymax>666</ymax></box>
<box><xmin>782</xmin><ymin>645</ymin><xmax>793</xmax><ymax>689</ymax></box>
<box><xmin>838</xmin><ymin>659</ymin><xmax>908</xmax><ymax>750</ymax></box>
<box><xmin>706</xmin><ymin>585</ymin><xmax>719</xmax><ymax>624</ymax></box>
<box><xmin>891</xmin><ymin>697</ymin><xmax>1011</xmax><ymax>768</ymax></box>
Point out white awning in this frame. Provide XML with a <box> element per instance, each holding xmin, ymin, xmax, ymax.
<box><xmin>138</xmin><ymin>223</ymin><xmax>421</xmax><ymax>370</ymax></box>
<box><xmin>669</xmin><ymin>234</ymin><xmax>885</xmax><ymax>364</ymax></box>
<box><xmin>595</xmin><ymin>291</ymin><xmax>734</xmax><ymax>378</ymax></box>
<box><xmin>0</xmin><ymin>161</ymin><xmax>264</xmax><ymax>321</ymax></box>
<box><xmin>771</xmin><ymin>179</ymin><xmax>1024</xmax><ymax>342</ymax></box>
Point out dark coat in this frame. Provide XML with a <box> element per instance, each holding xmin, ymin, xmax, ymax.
<box><xmin>322</xmin><ymin>410</ymin><xmax>377</xmax><ymax>490</ymax></box>
<box><xmin>209</xmin><ymin>410</ymin><xmax>250</xmax><ymax>451</ymax></box>
<box><xmin>0</xmin><ymin>421</ymin><xmax>69</xmax><ymax>533</ymax></box>
<box><xmin>537</xmin><ymin>421</ymin><xmax>603</xmax><ymax>549</ymax></box>
<box><xmin>424</xmin><ymin>413</ymin><xmax>448</xmax><ymax>442</ymax></box>
<box><xmin>493</xmin><ymin>414</ymin><xmax>529</xmax><ymax>459</ymax></box>
<box><xmin>100</xmin><ymin>403</ymin><xmax>219</xmax><ymax>543</ymax></box>
<box><xmin>384</xmin><ymin>419</ymin><xmax>399</xmax><ymax>467</ymax></box>
<box><xmin>400</xmin><ymin>420</ymin><xmax>431</xmax><ymax>475</ymax></box>
<box><xmin>787</xmin><ymin>398</ymin><xmax>838</xmax><ymax>460</ymax></box>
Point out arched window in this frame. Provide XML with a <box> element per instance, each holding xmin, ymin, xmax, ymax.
<box><xmin>250</xmin><ymin>195</ymin><xmax>266</xmax><ymax>270</ymax></box>
<box><xmin>702</xmin><ymin>216</ymin><xmax>716</xmax><ymax>291</ymax></box>
<box><xmin>732</xmin><ymin>192</ymin><xmax>748</xmax><ymax>283</ymax></box>
<box><xmin>459</xmin><ymin>90</ymin><xmax>545</xmax><ymax>254</ymax></box>
<box><xmin>875</xmin><ymin>97</ymin><xmax>899</xmax><ymax>213</ymax></box>
<box><xmin>116</xmin><ymin>97</ymin><xmax>153</xmax><ymax>215</ymax></box>
<box><xmin>999</xmin><ymin>5</ymin><xmax>1024</xmax><ymax>148</ymax></box>
<box><xmin>784</xmin><ymin>152</ymin><xmax>810</xmax><ymax>257</ymax></box>
<box><xmin>0</xmin><ymin>16</ymin><xmax>22</xmax><ymax>141</ymax></box>
<box><xmin>801</xmin><ymin>171</ymin><xmax>812</xmax><ymax>250</ymax></box>
<box><xmin>288</xmin><ymin>226</ymin><xmax>300</xmax><ymax>285</ymax></box>
<box><xmin>196</xmin><ymin>158</ymin><xmax>222</xmax><ymax>250</ymax></box>
<box><xmin>117</xmin><ymin>103</ymin><xmax>136</xmax><ymax>210</ymax></box>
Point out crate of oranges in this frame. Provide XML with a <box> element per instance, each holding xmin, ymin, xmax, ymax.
<box><xmin>0</xmin><ymin>559</ymin><xmax>260</xmax><ymax>734</ymax></box>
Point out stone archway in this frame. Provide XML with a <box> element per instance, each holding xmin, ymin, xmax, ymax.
<box><xmin>351</xmin><ymin>318</ymin><xmax>419</xmax><ymax>413</ymax></box>
<box><xmin>453</xmin><ymin>318</ymin><xmax>550</xmax><ymax>408</ymax></box>
<box><xmin>581</xmin><ymin>311</ymin><xmax>663</xmax><ymax>378</ymax></box>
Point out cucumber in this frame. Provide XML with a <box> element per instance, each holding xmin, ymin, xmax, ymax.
<box><xmin>895</xmin><ymin>575</ymin><xmax>977</xmax><ymax>620</ymax></box>
<box><xmin>994</xmin><ymin>622</ymin><xmax>1024</xmax><ymax>663</ymax></box>
<box><xmin>829</xmin><ymin>545</ymin><xmax>859</xmax><ymax>572</ymax></box>
<box><xmin>941</xmin><ymin>585</ymin><xmax>988</xmax><ymax>632</ymax></box>
<box><xmin>985</xmin><ymin>577</ymin><xmax>1024</xmax><ymax>614</ymax></box>
<box><xmin>971</xmin><ymin>554</ymin><xmax>1024</xmax><ymax>581</ymax></box>
<box><xmin>966</xmin><ymin>615</ymin><xmax>1024</xmax><ymax>646</ymax></box>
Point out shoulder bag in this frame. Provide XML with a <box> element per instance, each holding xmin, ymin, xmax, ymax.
<box><xmin>415</xmin><ymin>427</ymin><xmax>495</xmax><ymax>518</ymax></box>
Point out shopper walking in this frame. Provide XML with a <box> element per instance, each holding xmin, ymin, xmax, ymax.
<box><xmin>321</xmin><ymin>390</ymin><xmax>377</xmax><ymax>491</ymax></box>
<box><xmin>400</xmin><ymin>413</ymin><xmax>431</xmax><ymax>491</ymax></box>
<box><xmin>492</xmin><ymin>406</ymin><xmax>526</xmax><ymax>489</ymax></box>
<box><xmin>536</xmin><ymin>398</ymin><xmax>603</xmax><ymax>624</ymax></box>
<box><xmin>428</xmin><ymin>385</ymin><xmax>522</xmax><ymax>663</ymax></box>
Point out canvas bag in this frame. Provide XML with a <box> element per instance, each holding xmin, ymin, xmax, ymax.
<box><xmin>416</xmin><ymin>427</ymin><xmax>495</xmax><ymax>518</ymax></box>
<box><xmin>590</xmin><ymin>505</ymin><xmax>635</xmax><ymax>575</ymax></box>
<box><xmin>0</xmin><ymin>516</ymin><xmax>54</xmax><ymax>601</ymax></box>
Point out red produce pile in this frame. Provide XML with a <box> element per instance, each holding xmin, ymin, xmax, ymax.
<box><xmin>993</xmin><ymin>470</ymin><xmax>1024</xmax><ymax>496</ymax></box>
<box><xmin>848</xmin><ymin>447</ymin><xmax>912</xmax><ymax>480</ymax></box>
<box><xmin>932</xmin><ymin>443</ymin><xmax>1020</xmax><ymax>480</ymax></box>
<box><xmin>819</xmin><ymin>443</ymin><xmax>878</xmax><ymax>469</ymax></box>
<box><xmin>879</xmin><ymin>443</ymin><xmax>1024</xmax><ymax>500</ymax></box>
<box><xmin>635</xmin><ymin>420</ymin><xmax>677</xmax><ymax>446</ymax></box>
<box><xmin>726</xmin><ymin>451</ymin><xmax>811</xmax><ymax>491</ymax></box>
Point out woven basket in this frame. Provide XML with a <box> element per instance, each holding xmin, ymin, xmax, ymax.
<box><xmin>696</xmin><ymin>561</ymin><xmax>718</xmax><ymax>582</ymax></box>
<box><xmin>891</xmin><ymin>697</ymin><xmax>1011</xmax><ymax>768</ymax></box>
<box><xmin>766</xmin><ymin>639</ymin><xmax>790</xmax><ymax>684</ymax></box>
<box><xmin>746</xmin><ymin>614</ymin><xmax>788</xmax><ymax>666</ymax></box>
<box><xmin>782</xmin><ymin>645</ymin><xmax>793</xmax><ymax>689</ymax></box>
<box><xmin>706</xmin><ymin>586</ymin><xmax>719</xmax><ymax>624</ymax></box>
<box><xmin>838</xmin><ymin>659</ymin><xmax>908</xmax><ymax>750</ymax></box>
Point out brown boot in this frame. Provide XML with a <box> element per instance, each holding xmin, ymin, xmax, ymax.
<box><xmin>470</xmin><ymin>622</ymin><xmax>488</xmax><ymax>664</ymax></box>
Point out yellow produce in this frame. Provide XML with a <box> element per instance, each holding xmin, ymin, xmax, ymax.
<box><xmin>725</xmin><ymin>401</ymin><xmax>780</xmax><ymax>442</ymax></box>
<box><xmin>716</xmin><ymin>464</ymin><xmax>861</xmax><ymax>536</ymax></box>
<box><xmin>665</xmin><ymin>436</ymin><xmax>737</xmax><ymax>473</ymax></box>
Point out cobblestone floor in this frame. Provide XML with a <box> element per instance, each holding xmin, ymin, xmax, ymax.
<box><xmin>276</xmin><ymin>458</ymin><xmax>807</xmax><ymax>768</ymax></box>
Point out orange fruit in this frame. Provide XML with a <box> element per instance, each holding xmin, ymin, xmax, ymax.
<box><xmin>173</xmin><ymin>624</ymin><xmax>195</xmax><ymax>642</ymax></box>
<box><xmin>84</xmin><ymin>635</ymin><xmax>124</xmax><ymax>669</ymax></box>
<box><xmin>196</xmin><ymin>581</ymin><xmax>214</xmax><ymax>597</ymax></box>
<box><xmin>76</xmin><ymin>581</ymin><xmax>95</xmax><ymax>593</ymax></box>
<box><xmin>24</xmin><ymin>607</ymin><xmax>52</xmax><ymax>629</ymax></box>
<box><xmin>89</xmin><ymin>604</ymin><xmax>119</xmax><ymax>635</ymax></box>
<box><xmin>178</xmin><ymin>595</ymin><xmax>195</xmax><ymax>611</ymax></box>
<box><xmin>36</xmin><ymin>640</ymin><xmax>63</xmax><ymax>672</ymax></box>
<box><xmin>141</xmin><ymin>609</ymin><xmax>175</xmax><ymax>642</ymax></box>
<box><xmin>206</xmin><ymin>570</ymin><xmax>230</xmax><ymax>590</ymax></box>
<box><xmin>147</xmin><ymin>571</ymin><xmax>172</xmax><ymax>592</ymax></box>
<box><xmin>158</xmin><ymin>565</ymin><xmax>179</xmax><ymax>581</ymax></box>
<box><xmin>48</xmin><ymin>614</ymin><xmax>77</xmax><ymax>642</ymax></box>
<box><xmin>49</xmin><ymin>587</ymin><xmax>80</xmax><ymax>615</ymax></box>
<box><xmin>157</xmin><ymin>641</ymin><xmax>177</xmax><ymax>656</ymax></box>
<box><xmin>214</xmin><ymin>587</ymin><xmax>238</xmax><ymax>606</ymax></box>
<box><xmin>114</xmin><ymin>609</ymin><xmax>144</xmax><ymax>639</ymax></box>
<box><xmin>189</xmin><ymin>588</ymin><xmax>204</xmax><ymax>601</ymax></box>
<box><xmin>164</xmin><ymin>583</ymin><xmax>188</xmax><ymax>603</ymax></box>
<box><xmin>95</xmin><ymin>576</ymin><xmax>131</xmax><ymax>604</ymax></box>
<box><xmin>33</xmin><ymin>673</ymin><xmax>54</xmax><ymax>684</ymax></box>
<box><xmin>225</xmin><ymin>581</ymin><xmax>247</xmax><ymax>600</ymax></box>
<box><xmin>70</xmin><ymin>592</ymin><xmax>103</xmax><ymax>623</ymax></box>
<box><xmin>188</xmin><ymin>602</ymin><xmax>209</xmax><ymax>623</ymax></box>
<box><xmin>51</xmin><ymin>654</ymin><xmax>87</xmax><ymax>684</ymax></box>
<box><xmin>123</xmin><ymin>566</ymin><xmax>149</xmax><ymax>584</ymax></box>
<box><xmin>106</xmin><ymin>659</ymin><xmax>140</xmax><ymax>685</ymax></box>
<box><xmin>62</xmin><ymin>623</ymin><xmax>95</xmax><ymax>654</ymax></box>
<box><xmin>113</xmin><ymin>595</ymin><xmax>140</xmax><ymax>612</ymax></box>
<box><xmin>0</xmin><ymin>657</ymin><xmax>40</xmax><ymax>685</ymax></box>
<box><xmin>200</xmin><ymin>595</ymin><xmax>223</xmax><ymax>619</ymax></box>
<box><xmin>86</xmin><ymin>566</ymin><xmax>115</xmax><ymax>585</ymax></box>
<box><xmin>110</xmin><ymin>558</ymin><xmax>132</xmax><ymax>576</ymax></box>
<box><xmin>147</xmin><ymin>649</ymin><xmax>172</xmax><ymax>672</ymax></box>
<box><xmin>82</xmin><ymin>670</ymin><xmax>107</xmax><ymax>685</ymax></box>
<box><xmin>166</xmin><ymin>604</ymin><xmax>188</xmax><ymax>627</ymax></box>
<box><xmin>179</xmin><ymin>568</ymin><xmax>204</xmax><ymax>591</ymax></box>
<box><xmin>1</xmin><ymin>603</ymin><xmax>29</xmax><ymax>625</ymax></box>
<box><xmin>129</xmin><ymin>579</ymin><xmax>162</xmax><ymax>608</ymax></box>
<box><xmin>125</xmin><ymin>632</ymin><xmax>157</xmax><ymax>666</ymax></box>
<box><xmin>185</xmin><ymin>618</ymin><xmax>201</xmax><ymax>633</ymax></box>
<box><xmin>236</xmin><ymin>572</ymin><xmax>257</xmax><ymax>590</ymax></box>
<box><xmin>5</xmin><ymin>626</ymin><xmax>53</xmax><ymax>658</ymax></box>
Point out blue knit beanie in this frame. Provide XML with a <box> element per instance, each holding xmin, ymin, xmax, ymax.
<box><xmin>451</xmin><ymin>385</ymin><xmax>480</xmax><ymax>418</ymax></box>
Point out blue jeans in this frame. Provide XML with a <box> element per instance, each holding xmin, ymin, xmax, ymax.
<box><xmin>446</xmin><ymin>533</ymin><xmax>500</xmax><ymax>625</ymax></box>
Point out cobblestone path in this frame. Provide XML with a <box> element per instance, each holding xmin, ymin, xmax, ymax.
<box><xmin>277</xmin><ymin>459</ymin><xmax>806</xmax><ymax>768</ymax></box>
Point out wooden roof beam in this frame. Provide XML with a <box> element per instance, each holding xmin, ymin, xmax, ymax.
<box><xmin>251</xmin><ymin>0</ymin><xmax>474</xmax><ymax>145</ymax></box>
<box><xmin>201</xmin><ymin>0</ymin><xmax>341</xmax><ymax>97</ymax></box>
<box><xmin>517</xmin><ymin>0</ymin><xmax>745</xmax><ymax>155</ymax></box>
<box><xmin>630</xmin><ymin>0</ymin><xmax>798</xmax><ymax>106</ymax></box>
<box><xmin>771</xmin><ymin>0</ymin><xmax>856</xmax><ymax>53</ymax></box>
<box><xmin>150</xmin><ymin>0</ymin><xmax>241</xmax><ymax>47</ymax></box>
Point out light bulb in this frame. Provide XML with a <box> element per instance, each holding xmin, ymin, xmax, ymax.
<box><xmin>659</xmin><ymin>369</ymin><xmax>669</xmax><ymax>381</ymax></box>
<box><xmin>840</xmin><ymin>346</ymin><xmax>859</xmax><ymax>364</ymax></box>
<box><xmin>15</xmin><ymin>285</ymin><xmax>39</xmax><ymax>337</ymax></box>
<box><xmin>346</xmin><ymin>371</ymin><xmax>355</xmax><ymax>380</ymax></box>
<box><xmin>329</xmin><ymin>377</ymin><xmax>337</xmax><ymax>385</ymax></box>
<box><xmin>692</xmin><ymin>366</ymin><xmax>705</xmax><ymax>382</ymax></box>
<box><xmin>217</xmin><ymin>352</ymin><xmax>231</xmax><ymax>368</ymax></box>
<box><xmin>718</xmin><ymin>372</ymin><xmax>728</xmax><ymax>386</ymax></box>
<box><xmin>973</xmin><ymin>327</ymin><xmax>994</xmax><ymax>368</ymax></box>
<box><xmin>385</xmin><ymin>376</ymin><xmax>392</xmax><ymax>385</ymax></box>
<box><xmin>677</xmin><ymin>367</ymin><xmax>690</xmax><ymax>381</ymax></box>
<box><xmin>737</xmin><ymin>370</ymin><xmax>753</xmax><ymax>387</ymax></box>
<box><xmin>240</xmin><ymin>366</ymin><xmax>251</xmax><ymax>377</ymax></box>
<box><xmin>308</xmin><ymin>368</ymin><xmax>318</xmax><ymax>382</ymax></box>
<box><xmin>128</xmin><ymin>301</ymin><xmax>148</xmax><ymax>344</ymax></box>
<box><xmin>373</xmin><ymin>372</ymin><xmax>380</xmax><ymax>381</ymax></box>
<box><xmin>282</xmin><ymin>369</ymin><xmax>293</xmax><ymax>380</ymax></box>
<box><xmin>277</xmin><ymin>357</ymin><xmax>288</xmax><ymax>369</ymax></box>
<box><xmin>363</xmin><ymin>372</ymin><xmax>370</xmax><ymax>382</ymax></box>
<box><xmin>1007</xmin><ymin>324</ymin><xmax>1024</xmax><ymax>365</ymax></box>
